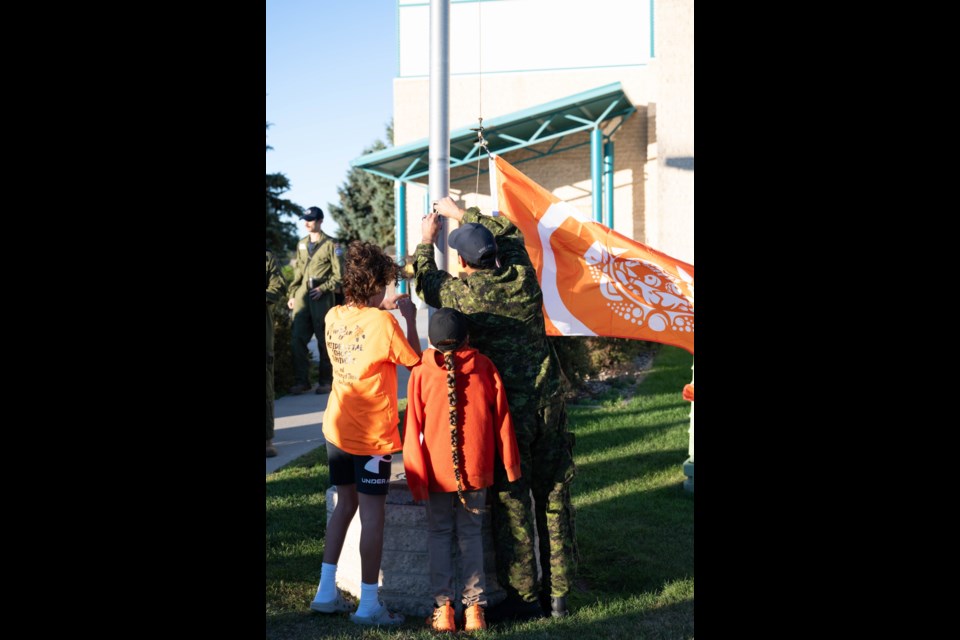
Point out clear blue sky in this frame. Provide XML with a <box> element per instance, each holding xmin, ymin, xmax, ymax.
<box><xmin>266</xmin><ymin>0</ymin><xmax>397</xmax><ymax>238</ymax></box>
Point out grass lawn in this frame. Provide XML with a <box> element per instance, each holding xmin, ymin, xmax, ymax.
<box><xmin>266</xmin><ymin>346</ymin><xmax>694</xmax><ymax>639</ymax></box>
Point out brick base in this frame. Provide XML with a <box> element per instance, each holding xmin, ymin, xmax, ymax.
<box><xmin>325</xmin><ymin>454</ymin><xmax>506</xmax><ymax>619</ymax></box>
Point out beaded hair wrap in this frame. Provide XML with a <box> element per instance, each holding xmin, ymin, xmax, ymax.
<box><xmin>439</xmin><ymin>343</ymin><xmax>480</xmax><ymax>514</ymax></box>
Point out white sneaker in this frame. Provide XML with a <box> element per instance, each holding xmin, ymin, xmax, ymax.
<box><xmin>310</xmin><ymin>589</ymin><xmax>354</xmax><ymax>614</ymax></box>
<box><xmin>349</xmin><ymin>601</ymin><xmax>404</xmax><ymax>626</ymax></box>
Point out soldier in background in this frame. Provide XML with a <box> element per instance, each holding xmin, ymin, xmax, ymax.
<box><xmin>266</xmin><ymin>249</ymin><xmax>287</xmax><ymax>457</ymax></box>
<box><xmin>414</xmin><ymin>196</ymin><xmax>577</xmax><ymax>621</ymax></box>
<box><xmin>287</xmin><ymin>207</ymin><xmax>343</xmax><ymax>395</ymax></box>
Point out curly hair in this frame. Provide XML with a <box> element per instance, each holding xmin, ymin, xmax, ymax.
<box><xmin>342</xmin><ymin>241</ymin><xmax>400</xmax><ymax>305</ymax></box>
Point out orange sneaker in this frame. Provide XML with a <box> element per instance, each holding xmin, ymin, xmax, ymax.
<box><xmin>430</xmin><ymin>602</ymin><xmax>456</xmax><ymax>632</ymax></box>
<box><xmin>464</xmin><ymin>603</ymin><xmax>487</xmax><ymax>631</ymax></box>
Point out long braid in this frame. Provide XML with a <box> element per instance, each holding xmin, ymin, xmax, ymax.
<box><xmin>444</xmin><ymin>349</ymin><xmax>480</xmax><ymax>514</ymax></box>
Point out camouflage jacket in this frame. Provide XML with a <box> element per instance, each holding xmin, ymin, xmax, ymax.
<box><xmin>414</xmin><ymin>207</ymin><xmax>564</xmax><ymax>410</ymax></box>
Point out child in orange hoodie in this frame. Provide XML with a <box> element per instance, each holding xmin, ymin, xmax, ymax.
<box><xmin>403</xmin><ymin>308</ymin><xmax>521</xmax><ymax>633</ymax></box>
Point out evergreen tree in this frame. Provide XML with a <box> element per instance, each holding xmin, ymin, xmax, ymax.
<box><xmin>266</xmin><ymin>123</ymin><xmax>300</xmax><ymax>259</ymax></box>
<box><xmin>328</xmin><ymin>123</ymin><xmax>395</xmax><ymax>251</ymax></box>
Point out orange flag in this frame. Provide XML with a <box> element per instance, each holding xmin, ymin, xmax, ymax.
<box><xmin>489</xmin><ymin>154</ymin><xmax>694</xmax><ymax>354</ymax></box>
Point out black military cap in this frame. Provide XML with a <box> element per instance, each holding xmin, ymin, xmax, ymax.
<box><xmin>301</xmin><ymin>206</ymin><xmax>324</xmax><ymax>222</ymax></box>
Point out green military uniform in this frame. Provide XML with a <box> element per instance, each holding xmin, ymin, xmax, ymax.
<box><xmin>266</xmin><ymin>250</ymin><xmax>287</xmax><ymax>440</ymax></box>
<box><xmin>289</xmin><ymin>232</ymin><xmax>343</xmax><ymax>388</ymax></box>
<box><xmin>414</xmin><ymin>208</ymin><xmax>578</xmax><ymax>604</ymax></box>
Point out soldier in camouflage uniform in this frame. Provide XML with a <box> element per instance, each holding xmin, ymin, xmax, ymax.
<box><xmin>286</xmin><ymin>207</ymin><xmax>344</xmax><ymax>395</ymax></box>
<box><xmin>266</xmin><ymin>249</ymin><xmax>287</xmax><ymax>458</ymax></box>
<box><xmin>414</xmin><ymin>196</ymin><xmax>577</xmax><ymax>620</ymax></box>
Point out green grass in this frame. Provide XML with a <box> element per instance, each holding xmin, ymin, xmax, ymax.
<box><xmin>266</xmin><ymin>347</ymin><xmax>694</xmax><ymax>639</ymax></box>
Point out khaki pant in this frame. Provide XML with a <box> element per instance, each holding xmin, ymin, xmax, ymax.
<box><xmin>427</xmin><ymin>489</ymin><xmax>488</xmax><ymax>607</ymax></box>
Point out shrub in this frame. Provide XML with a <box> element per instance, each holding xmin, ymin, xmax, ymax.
<box><xmin>550</xmin><ymin>336</ymin><xmax>659</xmax><ymax>392</ymax></box>
<box><xmin>271</xmin><ymin>267</ymin><xmax>295</xmax><ymax>395</ymax></box>
<box><xmin>271</xmin><ymin>307</ymin><xmax>295</xmax><ymax>396</ymax></box>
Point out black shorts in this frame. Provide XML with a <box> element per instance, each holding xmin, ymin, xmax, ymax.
<box><xmin>326</xmin><ymin>440</ymin><xmax>393</xmax><ymax>496</ymax></box>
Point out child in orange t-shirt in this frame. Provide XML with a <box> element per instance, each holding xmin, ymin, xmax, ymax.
<box><xmin>309</xmin><ymin>241</ymin><xmax>422</xmax><ymax>626</ymax></box>
<box><xmin>403</xmin><ymin>308</ymin><xmax>521</xmax><ymax>633</ymax></box>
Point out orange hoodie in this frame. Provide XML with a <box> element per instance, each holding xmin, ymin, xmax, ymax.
<box><xmin>403</xmin><ymin>347</ymin><xmax>521</xmax><ymax>501</ymax></box>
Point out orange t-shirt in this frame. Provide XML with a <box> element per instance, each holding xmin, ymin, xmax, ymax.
<box><xmin>322</xmin><ymin>305</ymin><xmax>421</xmax><ymax>455</ymax></box>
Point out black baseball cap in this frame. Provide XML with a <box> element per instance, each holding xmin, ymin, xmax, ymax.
<box><xmin>429</xmin><ymin>308</ymin><xmax>469</xmax><ymax>352</ymax></box>
<box><xmin>301</xmin><ymin>206</ymin><xmax>323</xmax><ymax>222</ymax></box>
<box><xmin>449</xmin><ymin>223</ymin><xmax>497</xmax><ymax>266</ymax></box>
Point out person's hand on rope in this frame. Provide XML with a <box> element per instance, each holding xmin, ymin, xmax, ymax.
<box><xmin>433</xmin><ymin>196</ymin><xmax>464</xmax><ymax>222</ymax></box>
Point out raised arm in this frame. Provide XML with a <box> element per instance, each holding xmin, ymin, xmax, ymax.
<box><xmin>413</xmin><ymin>210</ymin><xmax>454</xmax><ymax>309</ymax></box>
<box><xmin>433</xmin><ymin>195</ymin><xmax>533</xmax><ymax>269</ymax></box>
<box><xmin>381</xmin><ymin>293</ymin><xmax>422</xmax><ymax>358</ymax></box>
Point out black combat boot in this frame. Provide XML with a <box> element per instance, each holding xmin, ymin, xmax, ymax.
<box><xmin>485</xmin><ymin>593</ymin><xmax>545</xmax><ymax>623</ymax></box>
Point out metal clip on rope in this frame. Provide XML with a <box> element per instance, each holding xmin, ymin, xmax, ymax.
<box><xmin>471</xmin><ymin>117</ymin><xmax>488</xmax><ymax>151</ymax></box>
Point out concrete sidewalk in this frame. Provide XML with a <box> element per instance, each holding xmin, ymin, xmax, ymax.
<box><xmin>267</xmin><ymin>305</ymin><xmax>429</xmax><ymax>475</ymax></box>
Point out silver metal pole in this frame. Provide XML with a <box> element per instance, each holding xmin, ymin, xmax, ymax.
<box><xmin>429</xmin><ymin>0</ymin><xmax>450</xmax><ymax>272</ymax></box>
<box><xmin>395</xmin><ymin>180</ymin><xmax>407</xmax><ymax>294</ymax></box>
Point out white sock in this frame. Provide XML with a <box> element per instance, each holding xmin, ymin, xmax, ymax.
<box><xmin>355</xmin><ymin>581</ymin><xmax>382</xmax><ymax>617</ymax></box>
<box><xmin>314</xmin><ymin>563</ymin><xmax>338</xmax><ymax>602</ymax></box>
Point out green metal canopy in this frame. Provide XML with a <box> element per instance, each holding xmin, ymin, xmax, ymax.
<box><xmin>351</xmin><ymin>82</ymin><xmax>636</xmax><ymax>182</ymax></box>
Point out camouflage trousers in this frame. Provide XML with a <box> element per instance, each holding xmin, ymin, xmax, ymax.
<box><xmin>491</xmin><ymin>398</ymin><xmax>577</xmax><ymax>601</ymax></box>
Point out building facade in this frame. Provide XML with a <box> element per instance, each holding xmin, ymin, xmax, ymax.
<box><xmin>355</xmin><ymin>0</ymin><xmax>692</xmax><ymax>270</ymax></box>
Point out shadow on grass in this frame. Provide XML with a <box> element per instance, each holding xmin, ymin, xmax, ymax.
<box><xmin>280</xmin><ymin>447</ymin><xmax>328</xmax><ymax>471</ymax></box>
<box><xmin>266</xmin><ymin>597</ymin><xmax>693</xmax><ymax>640</ymax></box>
<box><xmin>571</xmin><ymin>419</ymin><xmax>689</xmax><ymax>458</ymax></box>
<box><xmin>267</xmin><ymin>448</ymin><xmax>331</xmax><ymax>583</ymax></box>
<box><xmin>505</xmin><ymin>598</ymin><xmax>694</xmax><ymax>640</ymax></box>
<box><xmin>574</xmin><ymin>482</ymin><xmax>692</xmax><ymax>598</ymax></box>
<box><xmin>266</xmin><ymin>473</ymin><xmax>328</xmax><ymax>501</ymax></box>
<box><xmin>574</xmin><ymin>447</ymin><xmax>689</xmax><ymax>492</ymax></box>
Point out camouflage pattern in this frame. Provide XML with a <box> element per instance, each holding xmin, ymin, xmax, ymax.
<box><xmin>414</xmin><ymin>208</ymin><xmax>564</xmax><ymax>412</ymax></box>
<box><xmin>288</xmin><ymin>232</ymin><xmax>343</xmax><ymax>386</ymax></box>
<box><xmin>266</xmin><ymin>250</ymin><xmax>286</xmax><ymax>440</ymax></box>
<box><xmin>414</xmin><ymin>208</ymin><xmax>577</xmax><ymax>600</ymax></box>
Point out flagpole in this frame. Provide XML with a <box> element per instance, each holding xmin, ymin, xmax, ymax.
<box><xmin>429</xmin><ymin>0</ymin><xmax>450</xmax><ymax>275</ymax></box>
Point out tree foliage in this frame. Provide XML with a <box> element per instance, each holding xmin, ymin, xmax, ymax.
<box><xmin>327</xmin><ymin>123</ymin><xmax>395</xmax><ymax>251</ymax></box>
<box><xmin>266</xmin><ymin>123</ymin><xmax>300</xmax><ymax>259</ymax></box>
